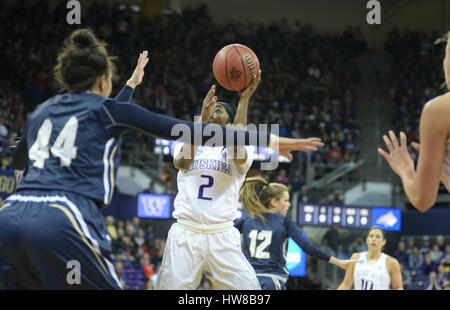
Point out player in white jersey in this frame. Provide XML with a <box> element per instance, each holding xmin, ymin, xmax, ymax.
<box><xmin>337</xmin><ymin>226</ymin><xmax>403</xmax><ymax>290</ymax></box>
<box><xmin>156</xmin><ymin>71</ymin><xmax>323</xmax><ymax>289</ymax></box>
<box><xmin>378</xmin><ymin>31</ymin><xmax>450</xmax><ymax>212</ymax></box>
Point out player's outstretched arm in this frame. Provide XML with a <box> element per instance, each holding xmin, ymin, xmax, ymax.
<box><xmin>337</xmin><ymin>253</ymin><xmax>359</xmax><ymax>290</ymax></box>
<box><xmin>173</xmin><ymin>85</ymin><xmax>217</xmax><ymax>170</ymax></box>
<box><xmin>270</xmin><ymin>135</ymin><xmax>324</xmax><ymax>161</ymax></box>
<box><xmin>378</xmin><ymin>95</ymin><xmax>449</xmax><ymax>212</ymax></box>
<box><xmin>114</xmin><ymin>51</ymin><xmax>150</xmax><ymax>102</ymax></box>
<box><xmin>230</xmin><ymin>69</ymin><xmax>262</xmax><ymax>166</ymax></box>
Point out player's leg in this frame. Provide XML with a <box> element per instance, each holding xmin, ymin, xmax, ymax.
<box><xmin>257</xmin><ymin>275</ymin><xmax>285</xmax><ymax>290</ymax></box>
<box><xmin>155</xmin><ymin>223</ymin><xmax>205</xmax><ymax>290</ymax></box>
<box><xmin>206</xmin><ymin>228</ymin><xmax>261</xmax><ymax>290</ymax></box>
<box><xmin>0</xmin><ymin>201</ymin><xmax>46</xmax><ymax>289</ymax></box>
<box><xmin>9</xmin><ymin>191</ymin><xmax>122</xmax><ymax>289</ymax></box>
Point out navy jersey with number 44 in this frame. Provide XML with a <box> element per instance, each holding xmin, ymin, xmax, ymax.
<box><xmin>234</xmin><ymin>212</ymin><xmax>331</xmax><ymax>278</ymax></box>
<box><xmin>17</xmin><ymin>92</ymin><xmax>123</xmax><ymax>205</ymax></box>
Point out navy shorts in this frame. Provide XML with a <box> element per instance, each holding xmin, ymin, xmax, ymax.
<box><xmin>257</xmin><ymin>275</ymin><xmax>286</xmax><ymax>290</ymax></box>
<box><xmin>0</xmin><ymin>190</ymin><xmax>122</xmax><ymax>290</ymax></box>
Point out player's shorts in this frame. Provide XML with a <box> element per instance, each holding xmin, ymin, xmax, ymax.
<box><xmin>0</xmin><ymin>189</ymin><xmax>122</xmax><ymax>290</ymax></box>
<box><xmin>256</xmin><ymin>274</ymin><xmax>287</xmax><ymax>290</ymax></box>
<box><xmin>155</xmin><ymin>219</ymin><xmax>261</xmax><ymax>290</ymax></box>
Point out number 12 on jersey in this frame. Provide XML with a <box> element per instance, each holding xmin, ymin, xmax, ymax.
<box><xmin>248</xmin><ymin>230</ymin><xmax>272</xmax><ymax>259</ymax></box>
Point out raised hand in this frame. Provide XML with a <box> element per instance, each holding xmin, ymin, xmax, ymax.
<box><xmin>378</xmin><ymin>131</ymin><xmax>415</xmax><ymax>178</ymax></box>
<box><xmin>126</xmin><ymin>50</ymin><xmax>150</xmax><ymax>89</ymax></box>
<box><xmin>239</xmin><ymin>69</ymin><xmax>261</xmax><ymax>102</ymax></box>
<box><xmin>200</xmin><ymin>85</ymin><xmax>217</xmax><ymax>122</ymax></box>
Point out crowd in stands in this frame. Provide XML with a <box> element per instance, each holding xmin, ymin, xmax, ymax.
<box><xmin>0</xmin><ymin>1</ymin><xmax>364</xmax><ymax>183</ymax></box>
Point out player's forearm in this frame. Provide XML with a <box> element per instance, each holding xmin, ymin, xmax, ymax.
<box><xmin>102</xmin><ymin>100</ymin><xmax>270</xmax><ymax>147</ymax></box>
<box><xmin>400</xmin><ymin>170</ymin><xmax>434</xmax><ymax>212</ymax></box>
<box><xmin>233</xmin><ymin>99</ymin><xmax>249</xmax><ymax>127</ymax></box>
<box><xmin>114</xmin><ymin>85</ymin><xmax>135</xmax><ymax>102</ymax></box>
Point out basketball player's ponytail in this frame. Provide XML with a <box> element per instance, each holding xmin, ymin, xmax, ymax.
<box><xmin>54</xmin><ymin>28</ymin><xmax>116</xmax><ymax>92</ymax></box>
<box><xmin>239</xmin><ymin>176</ymin><xmax>289</xmax><ymax>222</ymax></box>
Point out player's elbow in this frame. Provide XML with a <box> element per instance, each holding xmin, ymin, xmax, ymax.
<box><xmin>173</xmin><ymin>158</ymin><xmax>189</xmax><ymax>170</ymax></box>
<box><xmin>414</xmin><ymin>198</ymin><xmax>434</xmax><ymax>212</ymax></box>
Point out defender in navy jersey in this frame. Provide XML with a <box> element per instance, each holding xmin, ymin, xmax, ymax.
<box><xmin>235</xmin><ymin>177</ymin><xmax>357</xmax><ymax>290</ymax></box>
<box><xmin>0</xmin><ymin>29</ymin><xmax>324</xmax><ymax>290</ymax></box>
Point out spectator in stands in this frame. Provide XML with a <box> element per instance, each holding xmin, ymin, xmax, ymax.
<box><xmin>442</xmin><ymin>253</ymin><xmax>450</xmax><ymax>274</ymax></box>
<box><xmin>327</xmin><ymin>141</ymin><xmax>343</xmax><ymax>165</ymax></box>
<box><xmin>321</xmin><ymin>223</ymin><xmax>341</xmax><ymax>254</ymax></box>
<box><xmin>349</xmin><ymin>237</ymin><xmax>367</xmax><ymax>254</ymax></box>
<box><xmin>425</xmin><ymin>271</ymin><xmax>442</xmax><ymax>290</ymax></box>
<box><xmin>400</xmin><ymin>263</ymin><xmax>412</xmax><ymax>290</ymax></box>
<box><xmin>145</xmin><ymin>223</ymin><xmax>156</xmax><ymax>242</ymax></box>
<box><xmin>141</xmin><ymin>252</ymin><xmax>154</xmax><ymax>279</ymax></box>
<box><xmin>134</xmin><ymin>228</ymin><xmax>146</xmax><ymax>248</ymax></box>
<box><xmin>336</xmin><ymin>244</ymin><xmax>348</xmax><ymax>259</ymax></box>
<box><xmin>275</xmin><ymin>169</ymin><xmax>289</xmax><ymax>185</ymax></box>
<box><xmin>436</xmin><ymin>235</ymin><xmax>446</xmax><ymax>252</ymax></box>
<box><xmin>143</xmin><ymin>180</ymin><xmax>157</xmax><ymax>194</ymax></box>
<box><xmin>393</xmin><ymin>241</ymin><xmax>409</xmax><ymax>267</ymax></box>
<box><xmin>290</xmin><ymin>170</ymin><xmax>305</xmax><ymax>193</ymax></box>
<box><xmin>408</xmin><ymin>246</ymin><xmax>424</xmax><ymax>276</ymax></box>
<box><xmin>430</xmin><ymin>244</ymin><xmax>444</xmax><ymax>263</ymax></box>
<box><xmin>298</xmin><ymin>185</ymin><xmax>309</xmax><ymax>202</ymax></box>
<box><xmin>332</xmin><ymin>189</ymin><xmax>344</xmax><ymax>204</ymax></box>
<box><xmin>105</xmin><ymin>216</ymin><xmax>118</xmax><ymax>240</ymax></box>
<box><xmin>422</xmin><ymin>251</ymin><xmax>438</xmax><ymax>276</ymax></box>
<box><xmin>420</xmin><ymin>236</ymin><xmax>432</xmax><ymax>256</ymax></box>
<box><xmin>0</xmin><ymin>118</ymin><xmax>8</xmax><ymax>138</ymax></box>
<box><xmin>437</xmin><ymin>264</ymin><xmax>449</xmax><ymax>288</ymax></box>
<box><xmin>405</xmin><ymin>237</ymin><xmax>415</xmax><ymax>255</ymax></box>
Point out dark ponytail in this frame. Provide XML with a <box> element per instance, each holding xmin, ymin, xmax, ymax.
<box><xmin>54</xmin><ymin>29</ymin><xmax>116</xmax><ymax>92</ymax></box>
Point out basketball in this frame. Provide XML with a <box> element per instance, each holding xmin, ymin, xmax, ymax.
<box><xmin>212</xmin><ymin>43</ymin><xmax>260</xmax><ymax>92</ymax></box>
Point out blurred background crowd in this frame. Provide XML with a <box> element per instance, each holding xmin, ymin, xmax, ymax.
<box><xmin>0</xmin><ymin>0</ymin><xmax>449</xmax><ymax>290</ymax></box>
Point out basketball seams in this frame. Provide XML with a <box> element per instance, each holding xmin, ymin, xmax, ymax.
<box><xmin>232</xmin><ymin>45</ymin><xmax>247</xmax><ymax>91</ymax></box>
<box><xmin>224</xmin><ymin>46</ymin><xmax>236</xmax><ymax>91</ymax></box>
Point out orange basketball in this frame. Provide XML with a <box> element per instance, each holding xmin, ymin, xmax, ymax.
<box><xmin>212</xmin><ymin>44</ymin><xmax>260</xmax><ymax>92</ymax></box>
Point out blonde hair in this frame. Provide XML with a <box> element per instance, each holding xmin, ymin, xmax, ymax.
<box><xmin>239</xmin><ymin>176</ymin><xmax>289</xmax><ymax>222</ymax></box>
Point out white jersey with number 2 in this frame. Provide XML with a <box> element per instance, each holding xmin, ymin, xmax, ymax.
<box><xmin>172</xmin><ymin>143</ymin><xmax>254</xmax><ymax>224</ymax></box>
<box><xmin>354</xmin><ymin>252</ymin><xmax>391</xmax><ymax>290</ymax></box>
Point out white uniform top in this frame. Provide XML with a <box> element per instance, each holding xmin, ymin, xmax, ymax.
<box><xmin>442</xmin><ymin>139</ymin><xmax>450</xmax><ymax>185</ymax></box>
<box><xmin>172</xmin><ymin>143</ymin><xmax>254</xmax><ymax>225</ymax></box>
<box><xmin>353</xmin><ymin>252</ymin><xmax>391</xmax><ymax>290</ymax></box>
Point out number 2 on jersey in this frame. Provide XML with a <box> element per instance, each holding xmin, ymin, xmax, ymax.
<box><xmin>248</xmin><ymin>230</ymin><xmax>272</xmax><ymax>259</ymax></box>
<box><xmin>198</xmin><ymin>175</ymin><xmax>214</xmax><ymax>200</ymax></box>
<box><xmin>29</xmin><ymin>117</ymin><xmax>79</xmax><ymax>168</ymax></box>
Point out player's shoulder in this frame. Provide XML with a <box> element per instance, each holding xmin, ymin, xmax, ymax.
<box><xmin>423</xmin><ymin>92</ymin><xmax>450</xmax><ymax>116</ymax></box>
<box><xmin>385</xmin><ymin>254</ymin><xmax>400</xmax><ymax>267</ymax></box>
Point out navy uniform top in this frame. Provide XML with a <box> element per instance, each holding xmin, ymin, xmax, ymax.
<box><xmin>12</xmin><ymin>86</ymin><xmax>272</xmax><ymax>207</ymax></box>
<box><xmin>235</xmin><ymin>212</ymin><xmax>331</xmax><ymax>278</ymax></box>
<box><xmin>16</xmin><ymin>86</ymin><xmax>134</xmax><ymax>205</ymax></box>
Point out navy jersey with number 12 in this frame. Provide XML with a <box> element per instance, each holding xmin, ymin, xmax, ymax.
<box><xmin>234</xmin><ymin>212</ymin><xmax>331</xmax><ymax>279</ymax></box>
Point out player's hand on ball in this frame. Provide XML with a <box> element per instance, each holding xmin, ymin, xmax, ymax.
<box><xmin>201</xmin><ymin>85</ymin><xmax>217</xmax><ymax>122</ymax></box>
<box><xmin>239</xmin><ymin>69</ymin><xmax>261</xmax><ymax>101</ymax></box>
<box><xmin>270</xmin><ymin>135</ymin><xmax>324</xmax><ymax>161</ymax></box>
<box><xmin>127</xmin><ymin>50</ymin><xmax>150</xmax><ymax>89</ymax></box>
<box><xmin>378</xmin><ymin>131</ymin><xmax>415</xmax><ymax>178</ymax></box>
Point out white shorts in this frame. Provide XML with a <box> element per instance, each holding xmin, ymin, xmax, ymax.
<box><xmin>155</xmin><ymin>221</ymin><xmax>261</xmax><ymax>290</ymax></box>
